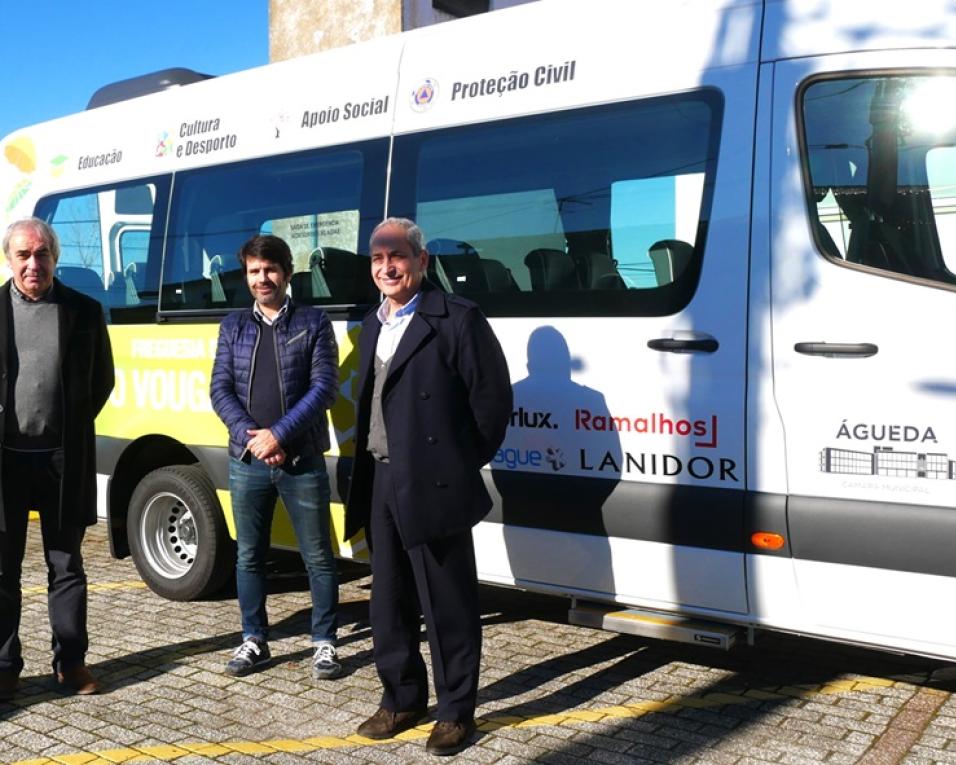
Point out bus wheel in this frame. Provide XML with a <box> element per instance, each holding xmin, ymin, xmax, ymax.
<box><xmin>127</xmin><ymin>464</ymin><xmax>234</xmax><ymax>601</ymax></box>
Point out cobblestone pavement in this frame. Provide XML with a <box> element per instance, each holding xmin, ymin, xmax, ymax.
<box><xmin>3</xmin><ymin>521</ymin><xmax>956</xmax><ymax>765</ymax></box>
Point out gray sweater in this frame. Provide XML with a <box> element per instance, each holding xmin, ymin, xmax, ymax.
<box><xmin>4</xmin><ymin>283</ymin><xmax>62</xmax><ymax>450</ymax></box>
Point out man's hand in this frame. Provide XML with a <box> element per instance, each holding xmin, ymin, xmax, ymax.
<box><xmin>263</xmin><ymin>449</ymin><xmax>285</xmax><ymax>466</ymax></box>
<box><xmin>246</xmin><ymin>428</ymin><xmax>285</xmax><ymax>466</ymax></box>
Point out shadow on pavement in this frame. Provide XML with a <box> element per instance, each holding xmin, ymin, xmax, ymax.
<box><xmin>474</xmin><ymin>629</ymin><xmax>949</xmax><ymax>762</ymax></box>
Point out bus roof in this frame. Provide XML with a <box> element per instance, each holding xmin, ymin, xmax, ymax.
<box><xmin>3</xmin><ymin>0</ymin><xmax>953</xmax><ymax>226</ymax></box>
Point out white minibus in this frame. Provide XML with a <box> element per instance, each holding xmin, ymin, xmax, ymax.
<box><xmin>3</xmin><ymin>0</ymin><xmax>956</xmax><ymax>660</ymax></box>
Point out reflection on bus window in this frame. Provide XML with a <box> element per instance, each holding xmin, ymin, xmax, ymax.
<box><xmin>804</xmin><ymin>75</ymin><xmax>956</xmax><ymax>287</ymax></box>
<box><xmin>611</xmin><ymin>174</ymin><xmax>704</xmax><ymax>288</ymax></box>
<box><xmin>392</xmin><ymin>91</ymin><xmax>722</xmax><ymax>317</ymax></box>
<box><xmin>162</xmin><ymin>146</ymin><xmax>381</xmax><ymax>311</ymax></box>
<box><xmin>35</xmin><ymin>179</ymin><xmax>166</xmax><ymax>322</ymax></box>
<box><xmin>926</xmin><ymin>146</ymin><xmax>956</xmax><ymax>275</ymax></box>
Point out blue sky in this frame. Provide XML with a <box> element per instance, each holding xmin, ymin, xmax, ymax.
<box><xmin>0</xmin><ymin>1</ymin><xmax>269</xmax><ymax>140</ymax></box>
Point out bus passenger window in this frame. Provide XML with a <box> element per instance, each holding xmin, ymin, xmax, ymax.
<box><xmin>162</xmin><ymin>143</ymin><xmax>384</xmax><ymax>312</ymax></box>
<box><xmin>390</xmin><ymin>90</ymin><xmax>722</xmax><ymax>317</ymax></box>
<box><xmin>34</xmin><ymin>178</ymin><xmax>168</xmax><ymax>323</ymax></box>
<box><xmin>803</xmin><ymin>74</ymin><xmax>956</xmax><ymax>287</ymax></box>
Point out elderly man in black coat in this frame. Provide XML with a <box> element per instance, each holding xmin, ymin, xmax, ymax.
<box><xmin>0</xmin><ymin>218</ymin><xmax>114</xmax><ymax>699</ymax></box>
<box><xmin>346</xmin><ymin>218</ymin><xmax>512</xmax><ymax>756</ymax></box>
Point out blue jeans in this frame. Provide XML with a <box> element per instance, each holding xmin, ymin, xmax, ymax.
<box><xmin>229</xmin><ymin>455</ymin><xmax>337</xmax><ymax>643</ymax></box>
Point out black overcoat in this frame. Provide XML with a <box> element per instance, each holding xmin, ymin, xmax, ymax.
<box><xmin>345</xmin><ymin>282</ymin><xmax>512</xmax><ymax>549</ymax></box>
<box><xmin>0</xmin><ymin>279</ymin><xmax>114</xmax><ymax>530</ymax></box>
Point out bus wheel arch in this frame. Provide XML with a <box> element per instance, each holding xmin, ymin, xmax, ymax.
<box><xmin>127</xmin><ymin>463</ymin><xmax>234</xmax><ymax>601</ymax></box>
<box><xmin>108</xmin><ymin>435</ymin><xmax>198</xmax><ymax>557</ymax></box>
<box><xmin>109</xmin><ymin>436</ymin><xmax>234</xmax><ymax>600</ymax></box>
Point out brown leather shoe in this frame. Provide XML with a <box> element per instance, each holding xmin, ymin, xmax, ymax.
<box><xmin>356</xmin><ymin>707</ymin><xmax>427</xmax><ymax>739</ymax></box>
<box><xmin>0</xmin><ymin>671</ymin><xmax>18</xmax><ymax>701</ymax></box>
<box><xmin>426</xmin><ymin>719</ymin><xmax>476</xmax><ymax>756</ymax></box>
<box><xmin>56</xmin><ymin>665</ymin><xmax>100</xmax><ymax>695</ymax></box>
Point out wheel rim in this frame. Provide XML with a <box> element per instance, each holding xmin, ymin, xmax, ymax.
<box><xmin>138</xmin><ymin>491</ymin><xmax>198</xmax><ymax>579</ymax></box>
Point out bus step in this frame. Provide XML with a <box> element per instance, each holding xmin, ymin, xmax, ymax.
<box><xmin>568</xmin><ymin>604</ymin><xmax>738</xmax><ymax>650</ymax></box>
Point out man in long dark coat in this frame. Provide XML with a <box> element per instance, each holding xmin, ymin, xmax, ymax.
<box><xmin>0</xmin><ymin>217</ymin><xmax>114</xmax><ymax>698</ymax></box>
<box><xmin>346</xmin><ymin>217</ymin><xmax>512</xmax><ymax>756</ymax></box>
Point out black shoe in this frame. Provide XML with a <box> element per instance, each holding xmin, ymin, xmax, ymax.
<box><xmin>0</xmin><ymin>671</ymin><xmax>18</xmax><ymax>701</ymax></box>
<box><xmin>225</xmin><ymin>637</ymin><xmax>271</xmax><ymax>676</ymax></box>
<box><xmin>426</xmin><ymin>719</ymin><xmax>476</xmax><ymax>756</ymax></box>
<box><xmin>357</xmin><ymin>707</ymin><xmax>428</xmax><ymax>739</ymax></box>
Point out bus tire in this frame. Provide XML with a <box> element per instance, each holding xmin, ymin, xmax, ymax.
<box><xmin>127</xmin><ymin>464</ymin><xmax>234</xmax><ymax>601</ymax></box>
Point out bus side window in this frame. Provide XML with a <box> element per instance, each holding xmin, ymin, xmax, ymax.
<box><xmin>162</xmin><ymin>142</ymin><xmax>386</xmax><ymax>312</ymax></box>
<box><xmin>389</xmin><ymin>89</ymin><xmax>721</xmax><ymax>317</ymax></box>
<box><xmin>803</xmin><ymin>75</ymin><xmax>956</xmax><ymax>287</ymax></box>
<box><xmin>35</xmin><ymin>178</ymin><xmax>168</xmax><ymax>323</ymax></box>
<box><xmin>48</xmin><ymin>193</ymin><xmax>107</xmax><ymax>302</ymax></box>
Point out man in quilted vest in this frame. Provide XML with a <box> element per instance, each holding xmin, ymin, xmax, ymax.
<box><xmin>210</xmin><ymin>234</ymin><xmax>341</xmax><ymax>680</ymax></box>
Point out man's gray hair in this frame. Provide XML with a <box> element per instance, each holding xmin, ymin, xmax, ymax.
<box><xmin>370</xmin><ymin>217</ymin><xmax>426</xmax><ymax>253</ymax></box>
<box><xmin>2</xmin><ymin>217</ymin><xmax>60</xmax><ymax>261</ymax></box>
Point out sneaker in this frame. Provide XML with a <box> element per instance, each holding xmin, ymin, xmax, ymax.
<box><xmin>225</xmin><ymin>637</ymin><xmax>271</xmax><ymax>676</ymax></box>
<box><xmin>312</xmin><ymin>641</ymin><xmax>342</xmax><ymax>680</ymax></box>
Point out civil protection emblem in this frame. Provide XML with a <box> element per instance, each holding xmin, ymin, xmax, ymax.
<box><xmin>410</xmin><ymin>79</ymin><xmax>439</xmax><ymax>112</ymax></box>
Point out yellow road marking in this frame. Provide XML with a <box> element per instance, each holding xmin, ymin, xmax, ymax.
<box><xmin>8</xmin><ymin>675</ymin><xmax>909</xmax><ymax>765</ymax></box>
<box><xmin>21</xmin><ymin>580</ymin><xmax>147</xmax><ymax>596</ymax></box>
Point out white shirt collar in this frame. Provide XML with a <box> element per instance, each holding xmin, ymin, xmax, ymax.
<box><xmin>253</xmin><ymin>295</ymin><xmax>290</xmax><ymax>326</ymax></box>
<box><xmin>376</xmin><ymin>290</ymin><xmax>421</xmax><ymax>325</ymax></box>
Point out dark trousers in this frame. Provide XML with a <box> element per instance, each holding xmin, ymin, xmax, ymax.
<box><xmin>0</xmin><ymin>449</ymin><xmax>88</xmax><ymax>675</ymax></box>
<box><xmin>369</xmin><ymin>460</ymin><xmax>481</xmax><ymax>722</ymax></box>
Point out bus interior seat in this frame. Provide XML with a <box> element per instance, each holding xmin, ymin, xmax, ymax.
<box><xmin>428</xmin><ymin>254</ymin><xmax>453</xmax><ymax>291</ymax></box>
<box><xmin>208</xmin><ymin>255</ymin><xmax>228</xmax><ymax>304</ymax></box>
<box><xmin>323</xmin><ymin>247</ymin><xmax>360</xmax><ymax>300</ymax></box>
<box><xmin>811</xmin><ymin>186</ymin><xmax>842</xmax><ymax>258</ymax></box>
<box><xmin>328</xmin><ymin>248</ymin><xmax>379</xmax><ymax>304</ymax></box>
<box><xmin>223</xmin><ymin>268</ymin><xmax>253</xmax><ymax>307</ymax></box>
<box><xmin>290</xmin><ymin>270</ymin><xmax>311</xmax><ymax>301</ymax></box>
<box><xmin>435</xmin><ymin>256</ymin><xmax>488</xmax><ymax>296</ymax></box>
<box><xmin>308</xmin><ymin>248</ymin><xmax>334</xmax><ymax>298</ymax></box>
<box><xmin>292</xmin><ymin>247</ymin><xmax>375</xmax><ymax>304</ymax></box>
<box><xmin>130</xmin><ymin>261</ymin><xmax>148</xmax><ymax>292</ymax></box>
<box><xmin>56</xmin><ymin>266</ymin><xmax>104</xmax><ymax>298</ymax></box>
<box><xmin>174</xmin><ymin>277</ymin><xmax>215</xmax><ymax>308</ymax></box>
<box><xmin>524</xmin><ymin>248</ymin><xmax>582</xmax><ymax>291</ymax></box>
<box><xmin>570</xmin><ymin>250</ymin><xmax>625</xmax><ymax>289</ymax></box>
<box><xmin>418</xmin><ymin>238</ymin><xmax>518</xmax><ymax>296</ymax></box>
<box><xmin>837</xmin><ymin>192</ymin><xmax>910</xmax><ymax>274</ymax></box>
<box><xmin>648</xmin><ymin>239</ymin><xmax>693</xmax><ymax>285</ymax></box>
<box><xmin>426</xmin><ymin>239</ymin><xmax>485</xmax><ymax>295</ymax></box>
<box><xmin>103</xmin><ymin>270</ymin><xmax>130</xmax><ymax>307</ymax></box>
<box><xmin>480</xmin><ymin>258</ymin><xmax>519</xmax><ymax>292</ymax></box>
<box><xmin>122</xmin><ymin>262</ymin><xmax>141</xmax><ymax>305</ymax></box>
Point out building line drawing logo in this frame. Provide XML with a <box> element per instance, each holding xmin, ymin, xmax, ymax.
<box><xmin>820</xmin><ymin>445</ymin><xmax>956</xmax><ymax>480</ymax></box>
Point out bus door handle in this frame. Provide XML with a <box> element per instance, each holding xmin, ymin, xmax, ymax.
<box><xmin>647</xmin><ymin>335</ymin><xmax>719</xmax><ymax>354</ymax></box>
<box><xmin>794</xmin><ymin>342</ymin><xmax>878</xmax><ymax>358</ymax></box>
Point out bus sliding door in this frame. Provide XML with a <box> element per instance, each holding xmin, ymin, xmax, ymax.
<box><xmin>771</xmin><ymin>55</ymin><xmax>956</xmax><ymax>657</ymax></box>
